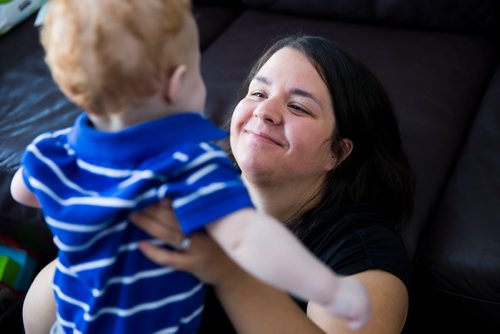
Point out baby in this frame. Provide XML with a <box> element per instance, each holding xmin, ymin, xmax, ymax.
<box><xmin>11</xmin><ymin>0</ymin><xmax>370</xmax><ymax>333</ymax></box>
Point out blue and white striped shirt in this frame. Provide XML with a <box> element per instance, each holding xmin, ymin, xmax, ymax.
<box><xmin>22</xmin><ymin>113</ymin><xmax>253</xmax><ymax>333</ymax></box>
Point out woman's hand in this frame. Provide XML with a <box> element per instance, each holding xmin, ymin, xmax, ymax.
<box><xmin>129</xmin><ymin>200</ymin><xmax>327</xmax><ymax>334</ymax></box>
<box><xmin>129</xmin><ymin>199</ymin><xmax>237</xmax><ymax>285</ymax></box>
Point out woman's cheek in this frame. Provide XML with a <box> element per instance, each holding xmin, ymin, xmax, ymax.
<box><xmin>230</xmin><ymin>106</ymin><xmax>244</xmax><ymax>134</ymax></box>
<box><xmin>230</xmin><ymin>102</ymin><xmax>252</xmax><ymax>139</ymax></box>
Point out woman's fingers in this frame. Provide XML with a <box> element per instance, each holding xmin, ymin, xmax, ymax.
<box><xmin>133</xmin><ymin>199</ymin><xmax>176</xmax><ymax>227</ymax></box>
<box><xmin>132</xmin><ymin>200</ymin><xmax>240</xmax><ymax>285</ymax></box>
<box><xmin>130</xmin><ymin>211</ymin><xmax>182</xmax><ymax>244</ymax></box>
<box><xmin>139</xmin><ymin>241</ymin><xmax>194</xmax><ymax>271</ymax></box>
<box><xmin>129</xmin><ymin>200</ymin><xmax>184</xmax><ymax>246</ymax></box>
<box><xmin>139</xmin><ymin>233</ymin><xmax>237</xmax><ymax>285</ymax></box>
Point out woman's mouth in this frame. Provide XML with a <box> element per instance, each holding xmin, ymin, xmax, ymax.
<box><xmin>244</xmin><ymin>129</ymin><xmax>284</xmax><ymax>147</ymax></box>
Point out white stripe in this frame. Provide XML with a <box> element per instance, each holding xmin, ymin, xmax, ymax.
<box><xmin>29</xmin><ymin>177</ymin><xmax>160</xmax><ymax>208</ymax></box>
<box><xmin>181</xmin><ymin>305</ymin><xmax>204</xmax><ymax>324</ymax></box>
<box><xmin>53</xmin><ymin>284</ymin><xmax>90</xmax><ymax>312</ymax></box>
<box><xmin>33</xmin><ymin>127</ymin><xmax>72</xmax><ymax>145</ymax></box>
<box><xmin>152</xmin><ymin>326</ymin><xmax>179</xmax><ymax>334</ymax></box>
<box><xmin>63</xmin><ymin>143</ymin><xmax>75</xmax><ymax>156</ymax></box>
<box><xmin>186</xmin><ymin>164</ymin><xmax>218</xmax><ymax>185</ymax></box>
<box><xmin>199</xmin><ymin>142</ymin><xmax>214</xmax><ymax>152</ymax></box>
<box><xmin>173</xmin><ymin>152</ymin><xmax>189</xmax><ymax>162</ymax></box>
<box><xmin>69</xmin><ymin>242</ymin><xmax>139</xmax><ymax>272</ymax></box>
<box><xmin>72</xmin><ymin>257</ymin><xmax>116</xmax><ymax>273</ymax></box>
<box><xmin>151</xmin><ymin>305</ymin><xmax>204</xmax><ymax>334</ymax></box>
<box><xmin>118</xmin><ymin>170</ymin><xmax>157</xmax><ymax>189</ymax></box>
<box><xmin>56</xmin><ymin>259</ymin><xmax>77</xmax><ymax>277</ymax></box>
<box><xmin>83</xmin><ymin>283</ymin><xmax>204</xmax><ymax>321</ymax></box>
<box><xmin>54</xmin><ymin>221</ymin><xmax>128</xmax><ymax>251</ymax></box>
<box><xmin>76</xmin><ymin>159</ymin><xmax>144</xmax><ymax>178</ymax></box>
<box><xmin>58</xmin><ymin>239</ymin><xmax>165</xmax><ymax>274</ymax></box>
<box><xmin>92</xmin><ymin>267</ymin><xmax>176</xmax><ymax>297</ymax></box>
<box><xmin>158</xmin><ymin>184</ymin><xmax>169</xmax><ymax>198</ymax></box>
<box><xmin>176</xmin><ymin>150</ymin><xmax>227</xmax><ymax>176</ymax></box>
<box><xmin>173</xmin><ymin>181</ymin><xmax>238</xmax><ymax>208</ymax></box>
<box><xmin>77</xmin><ymin>159</ymin><xmax>166</xmax><ymax>188</ymax></box>
<box><xmin>46</xmin><ymin>216</ymin><xmax>112</xmax><ymax>233</ymax></box>
<box><xmin>27</xmin><ymin>144</ymin><xmax>99</xmax><ymax>197</ymax></box>
<box><xmin>55</xmin><ymin>313</ymin><xmax>77</xmax><ymax>332</ymax></box>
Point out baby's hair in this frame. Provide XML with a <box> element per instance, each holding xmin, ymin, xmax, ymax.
<box><xmin>41</xmin><ymin>0</ymin><xmax>192</xmax><ymax>114</ymax></box>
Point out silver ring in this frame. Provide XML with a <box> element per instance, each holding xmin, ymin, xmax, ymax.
<box><xmin>177</xmin><ymin>237</ymin><xmax>191</xmax><ymax>251</ymax></box>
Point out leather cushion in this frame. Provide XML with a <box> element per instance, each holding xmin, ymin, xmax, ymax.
<box><xmin>242</xmin><ymin>0</ymin><xmax>500</xmax><ymax>33</ymax></box>
<box><xmin>417</xmin><ymin>63</ymin><xmax>500</xmax><ymax>328</ymax></box>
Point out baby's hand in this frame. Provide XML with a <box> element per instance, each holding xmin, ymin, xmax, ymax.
<box><xmin>324</xmin><ymin>277</ymin><xmax>371</xmax><ymax>330</ymax></box>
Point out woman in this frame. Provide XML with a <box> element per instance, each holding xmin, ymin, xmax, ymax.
<box><xmin>23</xmin><ymin>35</ymin><xmax>414</xmax><ymax>333</ymax></box>
<box><xmin>132</xmin><ymin>35</ymin><xmax>415</xmax><ymax>333</ymax></box>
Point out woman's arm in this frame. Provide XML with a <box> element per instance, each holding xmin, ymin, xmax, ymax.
<box><xmin>216</xmin><ymin>269</ymin><xmax>408</xmax><ymax>334</ymax></box>
<box><xmin>23</xmin><ymin>259</ymin><xmax>57</xmax><ymax>334</ymax></box>
<box><xmin>205</xmin><ymin>208</ymin><xmax>369</xmax><ymax>330</ymax></box>
<box><xmin>210</xmin><ymin>261</ymin><xmax>325</xmax><ymax>334</ymax></box>
<box><xmin>131</xmin><ymin>202</ymin><xmax>408</xmax><ymax>333</ymax></box>
<box><xmin>141</xmin><ymin>234</ymin><xmax>408</xmax><ymax>333</ymax></box>
<box><xmin>131</xmin><ymin>201</ymin><xmax>325</xmax><ymax>333</ymax></box>
<box><xmin>307</xmin><ymin>270</ymin><xmax>409</xmax><ymax>333</ymax></box>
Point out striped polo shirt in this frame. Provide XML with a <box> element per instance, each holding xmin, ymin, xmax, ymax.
<box><xmin>22</xmin><ymin>113</ymin><xmax>253</xmax><ymax>333</ymax></box>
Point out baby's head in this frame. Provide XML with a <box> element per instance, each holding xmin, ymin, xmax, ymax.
<box><xmin>41</xmin><ymin>0</ymin><xmax>201</xmax><ymax>115</ymax></box>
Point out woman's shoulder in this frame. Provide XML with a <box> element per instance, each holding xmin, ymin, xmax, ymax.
<box><xmin>301</xmin><ymin>203</ymin><xmax>413</xmax><ymax>291</ymax></box>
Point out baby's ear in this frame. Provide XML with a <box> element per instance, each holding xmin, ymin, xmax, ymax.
<box><xmin>161</xmin><ymin>64</ymin><xmax>187</xmax><ymax>104</ymax></box>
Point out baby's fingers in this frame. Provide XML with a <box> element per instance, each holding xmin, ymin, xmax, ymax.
<box><xmin>332</xmin><ymin>278</ymin><xmax>371</xmax><ymax>329</ymax></box>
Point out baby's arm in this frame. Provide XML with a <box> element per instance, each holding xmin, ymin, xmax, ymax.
<box><xmin>10</xmin><ymin>168</ymin><xmax>40</xmax><ymax>208</ymax></box>
<box><xmin>206</xmin><ymin>208</ymin><xmax>370</xmax><ymax>329</ymax></box>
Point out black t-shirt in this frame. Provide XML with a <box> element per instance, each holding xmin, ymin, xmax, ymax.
<box><xmin>295</xmin><ymin>204</ymin><xmax>413</xmax><ymax>310</ymax></box>
<box><xmin>199</xmin><ymin>204</ymin><xmax>413</xmax><ymax>332</ymax></box>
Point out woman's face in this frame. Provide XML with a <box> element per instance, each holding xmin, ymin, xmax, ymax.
<box><xmin>230</xmin><ymin>47</ymin><xmax>337</xmax><ymax>185</ymax></box>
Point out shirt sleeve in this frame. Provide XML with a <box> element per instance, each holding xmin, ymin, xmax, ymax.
<box><xmin>168</xmin><ymin>144</ymin><xmax>254</xmax><ymax>235</ymax></box>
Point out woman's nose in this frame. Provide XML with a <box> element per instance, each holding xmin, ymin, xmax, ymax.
<box><xmin>253</xmin><ymin>99</ymin><xmax>283</xmax><ymax>125</ymax></box>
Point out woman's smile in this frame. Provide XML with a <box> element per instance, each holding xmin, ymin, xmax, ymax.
<box><xmin>243</xmin><ymin>128</ymin><xmax>285</xmax><ymax>148</ymax></box>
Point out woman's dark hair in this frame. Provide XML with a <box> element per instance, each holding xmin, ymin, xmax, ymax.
<box><xmin>231</xmin><ymin>35</ymin><xmax>415</xmax><ymax>234</ymax></box>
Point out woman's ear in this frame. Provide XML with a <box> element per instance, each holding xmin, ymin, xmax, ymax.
<box><xmin>340</xmin><ymin>138</ymin><xmax>354</xmax><ymax>162</ymax></box>
<box><xmin>325</xmin><ymin>138</ymin><xmax>353</xmax><ymax>171</ymax></box>
<box><xmin>161</xmin><ymin>64</ymin><xmax>187</xmax><ymax>104</ymax></box>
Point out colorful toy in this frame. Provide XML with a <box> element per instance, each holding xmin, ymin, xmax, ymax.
<box><xmin>0</xmin><ymin>0</ymin><xmax>47</xmax><ymax>34</ymax></box>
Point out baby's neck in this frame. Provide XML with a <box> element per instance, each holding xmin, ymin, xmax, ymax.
<box><xmin>88</xmin><ymin>95</ymin><xmax>193</xmax><ymax>132</ymax></box>
<box><xmin>89</xmin><ymin>112</ymin><xmax>167</xmax><ymax>132</ymax></box>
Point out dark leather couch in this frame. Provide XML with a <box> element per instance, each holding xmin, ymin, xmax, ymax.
<box><xmin>1</xmin><ymin>0</ymin><xmax>499</xmax><ymax>332</ymax></box>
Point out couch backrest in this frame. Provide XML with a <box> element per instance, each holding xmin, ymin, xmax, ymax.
<box><xmin>241</xmin><ymin>0</ymin><xmax>500</xmax><ymax>34</ymax></box>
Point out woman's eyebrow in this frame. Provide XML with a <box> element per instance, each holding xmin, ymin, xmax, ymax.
<box><xmin>290</xmin><ymin>88</ymin><xmax>321</xmax><ymax>107</ymax></box>
<box><xmin>253</xmin><ymin>75</ymin><xmax>271</xmax><ymax>85</ymax></box>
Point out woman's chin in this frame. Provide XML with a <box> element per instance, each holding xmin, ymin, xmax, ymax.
<box><xmin>238</xmin><ymin>158</ymin><xmax>277</xmax><ymax>179</ymax></box>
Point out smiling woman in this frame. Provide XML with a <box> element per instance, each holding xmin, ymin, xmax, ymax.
<box><xmin>230</xmin><ymin>47</ymin><xmax>343</xmax><ymax>198</ymax></box>
<box><xmin>128</xmin><ymin>35</ymin><xmax>416</xmax><ymax>333</ymax></box>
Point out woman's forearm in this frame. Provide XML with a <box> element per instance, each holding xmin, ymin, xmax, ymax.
<box><xmin>213</xmin><ymin>264</ymin><xmax>324</xmax><ymax>334</ymax></box>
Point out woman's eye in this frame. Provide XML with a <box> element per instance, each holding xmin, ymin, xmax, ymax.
<box><xmin>249</xmin><ymin>91</ymin><xmax>266</xmax><ymax>100</ymax></box>
<box><xmin>289</xmin><ymin>104</ymin><xmax>310</xmax><ymax>115</ymax></box>
<box><xmin>251</xmin><ymin>92</ymin><xmax>265</xmax><ymax>98</ymax></box>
